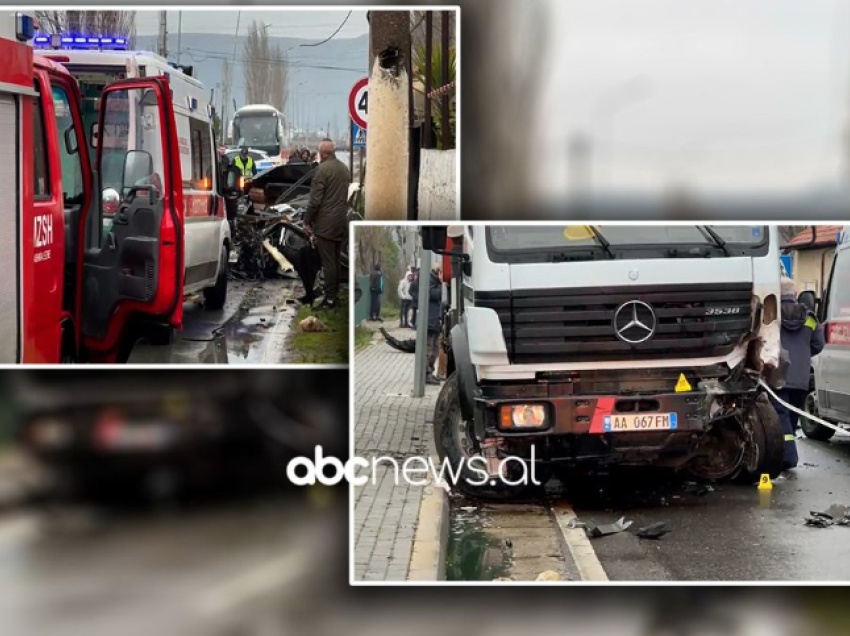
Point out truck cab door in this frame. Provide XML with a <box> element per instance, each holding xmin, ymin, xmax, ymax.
<box><xmin>80</xmin><ymin>77</ymin><xmax>184</xmax><ymax>354</ymax></box>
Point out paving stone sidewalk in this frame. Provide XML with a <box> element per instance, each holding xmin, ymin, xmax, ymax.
<box><xmin>353</xmin><ymin>328</ymin><xmax>441</xmax><ymax>581</ymax></box>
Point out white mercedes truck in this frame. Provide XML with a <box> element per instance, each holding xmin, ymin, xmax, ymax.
<box><xmin>425</xmin><ymin>225</ymin><xmax>785</xmax><ymax>497</ymax></box>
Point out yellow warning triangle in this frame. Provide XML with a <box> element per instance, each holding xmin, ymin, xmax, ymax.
<box><xmin>674</xmin><ymin>373</ymin><xmax>692</xmax><ymax>393</ymax></box>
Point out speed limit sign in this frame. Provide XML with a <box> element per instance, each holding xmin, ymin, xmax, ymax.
<box><xmin>349</xmin><ymin>77</ymin><xmax>368</xmax><ymax>129</ymax></box>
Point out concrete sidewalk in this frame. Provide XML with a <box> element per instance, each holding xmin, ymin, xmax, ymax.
<box><xmin>353</xmin><ymin>327</ymin><xmax>442</xmax><ymax>581</ymax></box>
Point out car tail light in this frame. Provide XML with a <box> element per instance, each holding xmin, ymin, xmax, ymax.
<box><xmin>93</xmin><ymin>409</ymin><xmax>124</xmax><ymax>448</ymax></box>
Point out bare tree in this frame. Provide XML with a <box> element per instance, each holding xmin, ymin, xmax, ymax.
<box><xmin>243</xmin><ymin>21</ymin><xmax>272</xmax><ymax>105</ymax></box>
<box><xmin>356</xmin><ymin>228</ymin><xmax>386</xmax><ymax>276</ymax></box>
<box><xmin>36</xmin><ymin>10</ymin><xmax>137</xmax><ymax>47</ymax></box>
<box><xmin>220</xmin><ymin>58</ymin><xmax>232</xmax><ymax>141</ymax></box>
<box><xmin>242</xmin><ymin>22</ymin><xmax>288</xmax><ymax>113</ymax></box>
<box><xmin>269</xmin><ymin>46</ymin><xmax>288</xmax><ymax>114</ymax></box>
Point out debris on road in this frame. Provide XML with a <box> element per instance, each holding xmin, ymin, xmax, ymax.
<box><xmin>804</xmin><ymin>505</ymin><xmax>850</xmax><ymax>528</ymax></box>
<box><xmin>300</xmin><ymin>316</ymin><xmax>328</xmax><ymax>332</ymax></box>
<box><xmin>570</xmin><ymin>516</ymin><xmax>633</xmax><ymax>538</ymax></box>
<box><xmin>636</xmin><ymin>521</ymin><xmax>670</xmax><ymax>540</ymax></box>
<box><xmin>262</xmin><ymin>239</ymin><xmax>294</xmax><ymax>273</ymax></box>
<box><xmin>682</xmin><ymin>481</ymin><xmax>714</xmax><ymax>497</ymax></box>
<box><xmin>536</xmin><ymin>570</ymin><xmax>561</xmax><ymax>581</ymax></box>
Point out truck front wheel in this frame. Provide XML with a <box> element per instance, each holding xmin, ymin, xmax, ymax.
<box><xmin>733</xmin><ymin>395</ymin><xmax>785</xmax><ymax>483</ymax></box>
<box><xmin>434</xmin><ymin>373</ymin><xmax>541</xmax><ymax>499</ymax></box>
<box><xmin>203</xmin><ymin>245</ymin><xmax>229</xmax><ymax>310</ymax></box>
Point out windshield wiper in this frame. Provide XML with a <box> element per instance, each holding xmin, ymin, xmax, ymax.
<box><xmin>698</xmin><ymin>226</ymin><xmax>731</xmax><ymax>257</ymax></box>
<box><xmin>588</xmin><ymin>226</ymin><xmax>616</xmax><ymax>259</ymax></box>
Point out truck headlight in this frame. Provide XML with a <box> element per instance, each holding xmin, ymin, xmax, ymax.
<box><xmin>499</xmin><ymin>404</ymin><xmax>548</xmax><ymax>430</ymax></box>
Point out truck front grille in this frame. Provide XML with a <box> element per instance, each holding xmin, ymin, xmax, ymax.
<box><xmin>475</xmin><ymin>283</ymin><xmax>754</xmax><ymax>363</ymax></box>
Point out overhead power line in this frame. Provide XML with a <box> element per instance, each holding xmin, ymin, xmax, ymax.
<box><xmin>183</xmin><ymin>46</ymin><xmax>364</xmax><ymax>73</ymax></box>
<box><xmin>298</xmin><ymin>11</ymin><xmax>352</xmax><ymax>48</ymax></box>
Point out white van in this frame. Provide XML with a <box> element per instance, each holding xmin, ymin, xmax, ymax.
<box><xmin>805</xmin><ymin>227</ymin><xmax>850</xmax><ymax>438</ymax></box>
<box><xmin>38</xmin><ymin>45</ymin><xmax>231</xmax><ymax>307</ymax></box>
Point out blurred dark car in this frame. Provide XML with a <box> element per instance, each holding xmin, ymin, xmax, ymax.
<box><xmin>10</xmin><ymin>371</ymin><xmax>347</xmax><ymax>493</ymax></box>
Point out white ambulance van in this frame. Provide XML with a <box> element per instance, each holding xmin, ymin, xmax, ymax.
<box><xmin>36</xmin><ymin>39</ymin><xmax>230</xmax><ymax>306</ymax></box>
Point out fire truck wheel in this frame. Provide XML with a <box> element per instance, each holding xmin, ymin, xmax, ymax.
<box><xmin>204</xmin><ymin>245</ymin><xmax>229</xmax><ymax>310</ymax></box>
<box><xmin>434</xmin><ymin>373</ymin><xmax>542</xmax><ymax>500</ymax></box>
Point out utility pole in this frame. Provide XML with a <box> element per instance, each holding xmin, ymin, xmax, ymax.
<box><xmin>365</xmin><ymin>11</ymin><xmax>412</xmax><ymax>220</ymax></box>
<box><xmin>157</xmin><ymin>10</ymin><xmax>168</xmax><ymax>59</ymax></box>
<box><xmin>412</xmin><ymin>248</ymin><xmax>432</xmax><ymax>397</ymax></box>
<box><xmin>176</xmin><ymin>11</ymin><xmax>182</xmax><ymax>65</ymax></box>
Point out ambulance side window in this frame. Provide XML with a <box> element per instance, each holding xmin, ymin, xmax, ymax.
<box><xmin>51</xmin><ymin>86</ymin><xmax>85</xmax><ymax>205</ymax></box>
<box><xmin>32</xmin><ymin>80</ymin><xmax>51</xmax><ymax>200</ymax></box>
<box><xmin>189</xmin><ymin>118</ymin><xmax>212</xmax><ymax>190</ymax></box>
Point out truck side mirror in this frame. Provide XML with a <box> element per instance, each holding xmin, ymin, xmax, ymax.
<box><xmin>225</xmin><ymin>164</ymin><xmax>243</xmax><ymax>193</ymax></box>
<box><xmin>90</xmin><ymin>122</ymin><xmax>99</xmax><ymax>149</ymax></box>
<box><xmin>122</xmin><ymin>149</ymin><xmax>154</xmax><ymax>192</ymax></box>
<box><xmin>421</xmin><ymin>226</ymin><xmax>448</xmax><ymax>251</ymax></box>
<box><xmin>64</xmin><ymin>126</ymin><xmax>78</xmax><ymax>155</ymax></box>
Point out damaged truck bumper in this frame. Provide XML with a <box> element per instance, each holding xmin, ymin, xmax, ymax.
<box><xmin>472</xmin><ymin>365</ymin><xmax>762</xmax><ymax>468</ymax></box>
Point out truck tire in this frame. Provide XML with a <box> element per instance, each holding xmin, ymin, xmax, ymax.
<box><xmin>204</xmin><ymin>246</ymin><xmax>229</xmax><ymax>310</ymax></box>
<box><xmin>434</xmin><ymin>373</ymin><xmax>541</xmax><ymax>499</ymax></box>
<box><xmin>734</xmin><ymin>396</ymin><xmax>784</xmax><ymax>483</ymax></box>
<box><xmin>801</xmin><ymin>391</ymin><xmax>836</xmax><ymax>441</ymax></box>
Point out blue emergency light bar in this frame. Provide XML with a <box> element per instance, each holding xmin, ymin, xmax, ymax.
<box><xmin>33</xmin><ymin>34</ymin><xmax>128</xmax><ymax>50</ymax></box>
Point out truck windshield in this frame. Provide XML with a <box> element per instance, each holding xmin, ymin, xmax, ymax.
<box><xmin>233</xmin><ymin>114</ymin><xmax>279</xmax><ymax>153</ymax></box>
<box><xmin>487</xmin><ymin>225</ymin><xmax>768</xmax><ymax>261</ymax></box>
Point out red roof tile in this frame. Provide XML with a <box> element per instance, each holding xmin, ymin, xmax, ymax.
<box><xmin>785</xmin><ymin>225</ymin><xmax>843</xmax><ymax>249</ymax></box>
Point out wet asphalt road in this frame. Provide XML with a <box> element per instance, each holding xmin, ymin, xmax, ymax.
<box><xmin>572</xmin><ymin>436</ymin><xmax>850</xmax><ymax>581</ymax></box>
<box><xmin>0</xmin><ymin>491</ymin><xmax>345</xmax><ymax>636</ymax></box>
<box><xmin>449</xmin><ymin>435</ymin><xmax>850</xmax><ymax>582</ymax></box>
<box><xmin>128</xmin><ymin>277</ymin><xmax>302</xmax><ymax>364</ymax></box>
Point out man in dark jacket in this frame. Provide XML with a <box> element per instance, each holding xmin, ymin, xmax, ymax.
<box><xmin>369</xmin><ymin>263</ymin><xmax>384</xmax><ymax>321</ymax></box>
<box><xmin>304</xmin><ymin>139</ymin><xmax>350</xmax><ymax>309</ymax></box>
<box><xmin>774</xmin><ymin>277</ymin><xmax>825</xmax><ymax>469</ymax></box>
<box><xmin>425</xmin><ymin>265</ymin><xmax>444</xmax><ymax>385</ymax></box>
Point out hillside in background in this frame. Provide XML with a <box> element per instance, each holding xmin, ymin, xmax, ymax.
<box><xmin>136</xmin><ymin>32</ymin><xmax>368</xmax><ymax>137</ymax></box>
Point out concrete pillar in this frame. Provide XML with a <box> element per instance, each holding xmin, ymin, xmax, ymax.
<box><xmin>365</xmin><ymin>11</ymin><xmax>411</xmax><ymax>220</ymax></box>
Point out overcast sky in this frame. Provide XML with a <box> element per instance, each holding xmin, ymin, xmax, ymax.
<box><xmin>536</xmin><ymin>0</ymin><xmax>850</xmax><ymax>200</ymax></box>
<box><xmin>134</xmin><ymin>9</ymin><xmax>368</xmax><ymax>40</ymax></box>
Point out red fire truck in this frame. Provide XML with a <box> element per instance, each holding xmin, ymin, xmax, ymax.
<box><xmin>1</xmin><ymin>13</ymin><xmax>222</xmax><ymax>362</ymax></box>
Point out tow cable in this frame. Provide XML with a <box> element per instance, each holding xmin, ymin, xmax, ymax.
<box><xmin>758</xmin><ymin>379</ymin><xmax>850</xmax><ymax>437</ymax></box>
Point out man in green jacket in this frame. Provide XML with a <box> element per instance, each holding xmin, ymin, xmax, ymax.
<box><xmin>304</xmin><ymin>139</ymin><xmax>350</xmax><ymax>309</ymax></box>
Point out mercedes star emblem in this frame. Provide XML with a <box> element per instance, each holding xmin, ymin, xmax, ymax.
<box><xmin>613</xmin><ymin>300</ymin><xmax>657</xmax><ymax>344</ymax></box>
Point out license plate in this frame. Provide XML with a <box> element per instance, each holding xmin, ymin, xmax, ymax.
<box><xmin>602</xmin><ymin>412</ymin><xmax>677</xmax><ymax>432</ymax></box>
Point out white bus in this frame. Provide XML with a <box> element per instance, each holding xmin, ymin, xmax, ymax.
<box><xmin>229</xmin><ymin>104</ymin><xmax>288</xmax><ymax>162</ymax></box>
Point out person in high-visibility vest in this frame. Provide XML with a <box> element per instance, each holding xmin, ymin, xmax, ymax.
<box><xmin>233</xmin><ymin>147</ymin><xmax>257</xmax><ymax>178</ymax></box>
<box><xmin>772</xmin><ymin>276</ymin><xmax>825</xmax><ymax>470</ymax></box>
